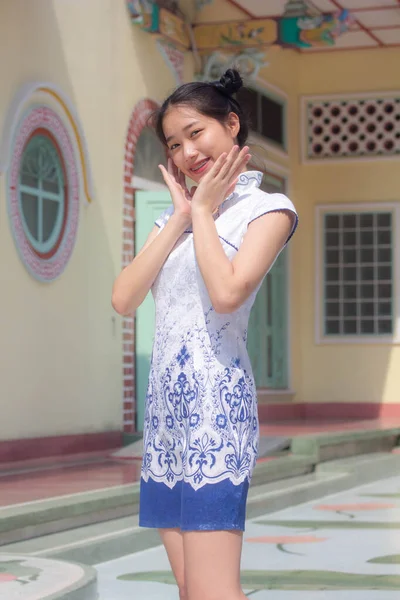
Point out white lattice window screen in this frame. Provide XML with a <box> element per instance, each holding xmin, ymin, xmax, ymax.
<box><xmin>305</xmin><ymin>94</ymin><xmax>400</xmax><ymax>160</ymax></box>
<box><xmin>323</xmin><ymin>210</ymin><xmax>394</xmax><ymax>337</ymax></box>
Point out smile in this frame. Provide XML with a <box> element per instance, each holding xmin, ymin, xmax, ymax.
<box><xmin>190</xmin><ymin>158</ymin><xmax>210</xmax><ymax>174</ymax></box>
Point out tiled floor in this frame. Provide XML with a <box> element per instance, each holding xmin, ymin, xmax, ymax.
<box><xmin>0</xmin><ymin>554</ymin><xmax>92</xmax><ymax>599</ymax></box>
<box><xmin>1</xmin><ymin>418</ymin><xmax>400</xmax><ymax>508</ymax></box>
<box><xmin>95</xmin><ymin>474</ymin><xmax>400</xmax><ymax>599</ymax></box>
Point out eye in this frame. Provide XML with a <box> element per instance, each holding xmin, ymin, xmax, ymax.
<box><xmin>169</xmin><ymin>143</ymin><xmax>179</xmax><ymax>151</ymax></box>
<box><xmin>191</xmin><ymin>129</ymin><xmax>201</xmax><ymax>137</ymax></box>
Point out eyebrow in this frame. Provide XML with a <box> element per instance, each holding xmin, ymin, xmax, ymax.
<box><xmin>165</xmin><ymin>121</ymin><xmax>200</xmax><ymax>144</ymax></box>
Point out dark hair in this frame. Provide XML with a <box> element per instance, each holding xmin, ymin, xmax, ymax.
<box><xmin>154</xmin><ymin>68</ymin><xmax>249</xmax><ymax>148</ymax></box>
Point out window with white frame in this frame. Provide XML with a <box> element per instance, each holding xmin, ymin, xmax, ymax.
<box><xmin>317</xmin><ymin>205</ymin><xmax>397</xmax><ymax>341</ymax></box>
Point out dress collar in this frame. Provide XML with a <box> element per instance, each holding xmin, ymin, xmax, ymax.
<box><xmin>218</xmin><ymin>170</ymin><xmax>263</xmax><ymax>213</ymax></box>
<box><xmin>184</xmin><ymin>171</ymin><xmax>263</xmax><ymax>232</ymax></box>
<box><xmin>234</xmin><ymin>170</ymin><xmax>263</xmax><ymax>194</ymax></box>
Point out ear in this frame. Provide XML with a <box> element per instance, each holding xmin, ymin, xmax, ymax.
<box><xmin>227</xmin><ymin>112</ymin><xmax>240</xmax><ymax>139</ymax></box>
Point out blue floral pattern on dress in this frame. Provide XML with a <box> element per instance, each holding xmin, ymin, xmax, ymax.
<box><xmin>142</xmin><ymin>171</ymin><xmax>298</xmax><ymax>491</ymax></box>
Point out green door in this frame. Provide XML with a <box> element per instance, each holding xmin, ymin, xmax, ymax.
<box><xmin>247</xmin><ymin>173</ymin><xmax>288</xmax><ymax>389</ymax></box>
<box><xmin>135</xmin><ymin>191</ymin><xmax>171</xmax><ymax>431</ymax></box>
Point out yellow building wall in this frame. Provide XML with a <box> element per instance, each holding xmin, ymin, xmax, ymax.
<box><xmin>295</xmin><ymin>48</ymin><xmax>400</xmax><ymax>407</ymax></box>
<box><xmin>2</xmin><ymin>0</ymin><xmax>399</xmax><ymax>447</ymax></box>
<box><xmin>0</xmin><ymin>0</ymin><xmax>192</xmax><ymax>441</ymax></box>
<box><xmin>193</xmin><ymin>0</ymin><xmax>400</xmax><ymax>409</ymax></box>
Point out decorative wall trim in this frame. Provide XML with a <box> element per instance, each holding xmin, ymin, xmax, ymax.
<box><xmin>0</xmin><ymin>82</ymin><xmax>94</xmax><ymax>204</ymax></box>
<box><xmin>7</xmin><ymin>106</ymin><xmax>80</xmax><ymax>282</ymax></box>
<box><xmin>156</xmin><ymin>38</ymin><xmax>184</xmax><ymax>85</ymax></box>
<box><xmin>121</xmin><ymin>98</ymin><xmax>160</xmax><ymax>434</ymax></box>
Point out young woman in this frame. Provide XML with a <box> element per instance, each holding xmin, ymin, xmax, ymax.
<box><xmin>112</xmin><ymin>69</ymin><xmax>298</xmax><ymax>600</ymax></box>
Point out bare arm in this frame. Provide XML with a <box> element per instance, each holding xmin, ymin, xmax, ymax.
<box><xmin>111</xmin><ymin>213</ymin><xmax>190</xmax><ymax>316</ymax></box>
<box><xmin>191</xmin><ymin>207</ymin><xmax>295</xmax><ymax>313</ymax></box>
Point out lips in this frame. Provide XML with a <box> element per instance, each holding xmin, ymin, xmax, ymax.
<box><xmin>190</xmin><ymin>158</ymin><xmax>210</xmax><ymax>174</ymax></box>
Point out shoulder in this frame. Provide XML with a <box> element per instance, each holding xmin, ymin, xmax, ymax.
<box><xmin>247</xmin><ymin>189</ymin><xmax>298</xmax><ymax>244</ymax></box>
<box><xmin>248</xmin><ymin>189</ymin><xmax>297</xmax><ymax>221</ymax></box>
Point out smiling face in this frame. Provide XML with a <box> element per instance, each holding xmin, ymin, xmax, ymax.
<box><xmin>162</xmin><ymin>105</ymin><xmax>240</xmax><ymax>182</ymax></box>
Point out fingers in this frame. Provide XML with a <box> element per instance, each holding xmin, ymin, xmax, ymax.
<box><xmin>158</xmin><ymin>164</ymin><xmax>172</xmax><ymax>186</ymax></box>
<box><xmin>226</xmin><ymin>178</ymin><xmax>239</xmax><ymax>197</ymax></box>
<box><xmin>168</xmin><ymin>159</ymin><xmax>181</xmax><ymax>184</ymax></box>
<box><xmin>212</xmin><ymin>146</ymin><xmax>251</xmax><ymax>181</ymax></box>
<box><xmin>159</xmin><ymin>163</ymin><xmax>179</xmax><ymax>189</ymax></box>
<box><xmin>162</xmin><ymin>160</ymin><xmax>183</xmax><ymax>189</ymax></box>
<box><xmin>230</xmin><ymin>148</ymin><xmax>251</xmax><ymax>182</ymax></box>
<box><xmin>208</xmin><ymin>152</ymin><xmax>227</xmax><ymax>177</ymax></box>
<box><xmin>177</xmin><ymin>169</ymin><xmax>193</xmax><ymax>201</ymax></box>
<box><xmin>227</xmin><ymin>146</ymin><xmax>251</xmax><ymax>178</ymax></box>
<box><xmin>159</xmin><ymin>163</ymin><xmax>167</xmax><ymax>178</ymax></box>
<box><xmin>218</xmin><ymin>146</ymin><xmax>240</xmax><ymax>179</ymax></box>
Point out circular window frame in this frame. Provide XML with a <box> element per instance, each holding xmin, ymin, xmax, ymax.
<box><xmin>8</xmin><ymin>106</ymin><xmax>80</xmax><ymax>282</ymax></box>
<box><xmin>18</xmin><ymin>129</ymin><xmax>68</xmax><ymax>259</ymax></box>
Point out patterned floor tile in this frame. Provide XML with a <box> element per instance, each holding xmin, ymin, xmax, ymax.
<box><xmin>0</xmin><ymin>554</ymin><xmax>93</xmax><ymax>599</ymax></box>
<box><xmin>95</xmin><ymin>475</ymin><xmax>400</xmax><ymax>599</ymax></box>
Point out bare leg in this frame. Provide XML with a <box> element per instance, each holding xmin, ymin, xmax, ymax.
<box><xmin>159</xmin><ymin>528</ymin><xmax>187</xmax><ymax>600</ymax></box>
<box><xmin>183</xmin><ymin>530</ymin><xmax>247</xmax><ymax>600</ymax></box>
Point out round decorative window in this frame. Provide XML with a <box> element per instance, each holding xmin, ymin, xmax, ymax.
<box><xmin>8</xmin><ymin>106</ymin><xmax>80</xmax><ymax>281</ymax></box>
<box><xmin>19</xmin><ymin>134</ymin><xmax>66</xmax><ymax>258</ymax></box>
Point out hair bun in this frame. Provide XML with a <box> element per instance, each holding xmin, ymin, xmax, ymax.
<box><xmin>219</xmin><ymin>69</ymin><xmax>243</xmax><ymax>95</ymax></box>
<box><xmin>213</xmin><ymin>69</ymin><xmax>243</xmax><ymax>97</ymax></box>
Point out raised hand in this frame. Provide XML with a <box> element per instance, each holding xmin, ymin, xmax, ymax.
<box><xmin>158</xmin><ymin>159</ymin><xmax>196</xmax><ymax>222</ymax></box>
<box><xmin>191</xmin><ymin>145</ymin><xmax>251</xmax><ymax>214</ymax></box>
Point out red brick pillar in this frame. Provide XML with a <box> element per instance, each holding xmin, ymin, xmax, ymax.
<box><xmin>122</xmin><ymin>98</ymin><xmax>159</xmax><ymax>435</ymax></box>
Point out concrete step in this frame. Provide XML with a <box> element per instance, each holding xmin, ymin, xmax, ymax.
<box><xmin>2</xmin><ymin>452</ymin><xmax>400</xmax><ymax>568</ymax></box>
<box><xmin>291</xmin><ymin>426</ymin><xmax>400</xmax><ymax>461</ymax></box>
<box><xmin>247</xmin><ymin>451</ymin><xmax>400</xmax><ymax>521</ymax></box>
<box><xmin>0</xmin><ymin>483</ymin><xmax>140</xmax><ymax>546</ymax></box>
<box><xmin>1</xmin><ymin>426</ymin><xmax>399</xmax><ymax>547</ymax></box>
<box><xmin>0</xmin><ymin>455</ymin><xmax>312</xmax><ymax>547</ymax></box>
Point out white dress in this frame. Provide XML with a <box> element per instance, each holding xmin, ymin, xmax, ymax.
<box><xmin>139</xmin><ymin>170</ymin><xmax>298</xmax><ymax>531</ymax></box>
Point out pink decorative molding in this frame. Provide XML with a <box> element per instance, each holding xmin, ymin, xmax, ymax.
<box><xmin>7</xmin><ymin>106</ymin><xmax>79</xmax><ymax>281</ymax></box>
<box><xmin>156</xmin><ymin>38</ymin><xmax>184</xmax><ymax>85</ymax></box>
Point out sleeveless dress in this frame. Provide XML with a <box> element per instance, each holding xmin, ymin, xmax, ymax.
<box><xmin>139</xmin><ymin>171</ymin><xmax>298</xmax><ymax>531</ymax></box>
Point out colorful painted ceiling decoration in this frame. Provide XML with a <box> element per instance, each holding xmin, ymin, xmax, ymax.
<box><xmin>193</xmin><ymin>10</ymin><xmax>354</xmax><ymax>50</ymax></box>
<box><xmin>227</xmin><ymin>0</ymin><xmax>400</xmax><ymax>51</ymax></box>
<box><xmin>127</xmin><ymin>0</ymin><xmax>400</xmax><ymax>52</ymax></box>
<box><xmin>200</xmin><ymin>48</ymin><xmax>269</xmax><ymax>82</ymax></box>
<box><xmin>127</xmin><ymin>0</ymin><xmax>190</xmax><ymax>48</ymax></box>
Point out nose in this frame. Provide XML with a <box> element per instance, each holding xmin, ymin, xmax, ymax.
<box><xmin>183</xmin><ymin>142</ymin><xmax>197</xmax><ymax>162</ymax></box>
